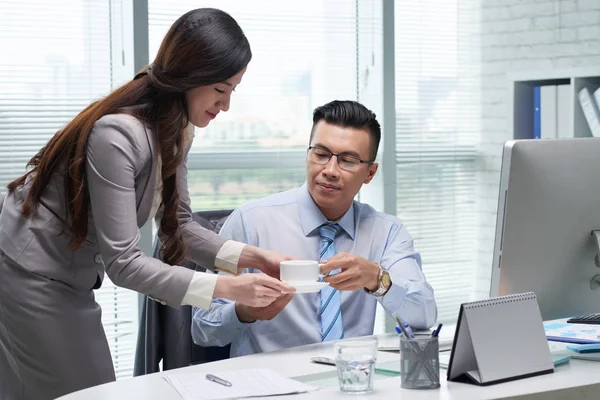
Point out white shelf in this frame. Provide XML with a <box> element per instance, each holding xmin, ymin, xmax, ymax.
<box><xmin>508</xmin><ymin>68</ymin><xmax>600</xmax><ymax>140</ymax></box>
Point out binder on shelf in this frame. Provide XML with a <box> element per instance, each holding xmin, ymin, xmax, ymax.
<box><xmin>556</xmin><ymin>84</ymin><xmax>572</xmax><ymax>138</ymax></box>
<box><xmin>447</xmin><ymin>292</ymin><xmax>554</xmax><ymax>386</ymax></box>
<box><xmin>578</xmin><ymin>87</ymin><xmax>600</xmax><ymax>138</ymax></box>
<box><xmin>540</xmin><ymin>85</ymin><xmax>557</xmax><ymax>139</ymax></box>
<box><xmin>592</xmin><ymin>87</ymin><xmax>600</xmax><ymax>136</ymax></box>
<box><xmin>533</xmin><ymin>86</ymin><xmax>541</xmax><ymax>139</ymax></box>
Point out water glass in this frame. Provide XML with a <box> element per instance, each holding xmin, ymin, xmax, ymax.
<box><xmin>334</xmin><ymin>339</ymin><xmax>378</xmax><ymax>393</ymax></box>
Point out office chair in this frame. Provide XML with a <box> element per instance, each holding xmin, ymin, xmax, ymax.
<box><xmin>133</xmin><ymin>210</ymin><xmax>233</xmax><ymax>376</ymax></box>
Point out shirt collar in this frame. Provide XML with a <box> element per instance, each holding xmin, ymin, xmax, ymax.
<box><xmin>297</xmin><ymin>183</ymin><xmax>356</xmax><ymax>240</ymax></box>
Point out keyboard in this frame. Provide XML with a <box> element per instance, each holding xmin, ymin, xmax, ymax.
<box><xmin>567</xmin><ymin>313</ymin><xmax>600</xmax><ymax>324</ymax></box>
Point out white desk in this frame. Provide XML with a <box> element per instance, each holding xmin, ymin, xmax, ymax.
<box><xmin>58</xmin><ymin>334</ymin><xmax>600</xmax><ymax>400</ymax></box>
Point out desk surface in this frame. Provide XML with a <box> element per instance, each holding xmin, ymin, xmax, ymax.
<box><xmin>58</xmin><ymin>333</ymin><xmax>600</xmax><ymax>400</ymax></box>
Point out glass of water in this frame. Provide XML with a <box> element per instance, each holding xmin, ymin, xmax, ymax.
<box><xmin>334</xmin><ymin>339</ymin><xmax>378</xmax><ymax>393</ymax></box>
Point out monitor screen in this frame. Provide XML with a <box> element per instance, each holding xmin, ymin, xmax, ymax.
<box><xmin>490</xmin><ymin>138</ymin><xmax>600</xmax><ymax>320</ymax></box>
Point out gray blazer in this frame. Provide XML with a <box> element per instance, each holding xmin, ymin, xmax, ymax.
<box><xmin>134</xmin><ymin>210</ymin><xmax>232</xmax><ymax>376</ymax></box>
<box><xmin>0</xmin><ymin>113</ymin><xmax>227</xmax><ymax>306</ymax></box>
<box><xmin>0</xmin><ymin>114</ymin><xmax>228</xmax><ymax>399</ymax></box>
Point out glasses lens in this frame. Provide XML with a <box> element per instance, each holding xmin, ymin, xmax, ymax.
<box><xmin>310</xmin><ymin>148</ymin><xmax>331</xmax><ymax>164</ymax></box>
<box><xmin>338</xmin><ymin>155</ymin><xmax>361</xmax><ymax>171</ymax></box>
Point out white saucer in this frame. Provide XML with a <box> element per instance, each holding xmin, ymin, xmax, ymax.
<box><xmin>283</xmin><ymin>281</ymin><xmax>329</xmax><ymax>294</ymax></box>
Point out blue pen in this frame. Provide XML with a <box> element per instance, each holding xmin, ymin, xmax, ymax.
<box><xmin>396</xmin><ymin>323</ymin><xmax>411</xmax><ymax>338</ymax></box>
<box><xmin>431</xmin><ymin>323</ymin><xmax>443</xmax><ymax>338</ymax></box>
<box><xmin>392</xmin><ymin>312</ymin><xmax>413</xmax><ymax>339</ymax></box>
<box><xmin>396</xmin><ymin>325</ymin><xmax>415</xmax><ymax>340</ymax></box>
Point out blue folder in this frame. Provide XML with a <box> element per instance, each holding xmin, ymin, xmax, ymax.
<box><xmin>566</xmin><ymin>343</ymin><xmax>600</xmax><ymax>353</ymax></box>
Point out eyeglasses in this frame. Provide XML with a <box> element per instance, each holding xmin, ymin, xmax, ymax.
<box><xmin>307</xmin><ymin>146</ymin><xmax>374</xmax><ymax>172</ymax></box>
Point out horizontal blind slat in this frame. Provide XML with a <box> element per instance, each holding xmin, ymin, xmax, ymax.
<box><xmin>394</xmin><ymin>0</ymin><xmax>481</xmax><ymax>325</ymax></box>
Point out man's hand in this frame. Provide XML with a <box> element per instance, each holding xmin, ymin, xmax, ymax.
<box><xmin>320</xmin><ymin>252</ymin><xmax>380</xmax><ymax>291</ymax></box>
<box><xmin>235</xmin><ymin>294</ymin><xmax>295</xmax><ymax>323</ymax></box>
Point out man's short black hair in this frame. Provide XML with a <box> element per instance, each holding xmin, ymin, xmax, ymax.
<box><xmin>310</xmin><ymin>100</ymin><xmax>381</xmax><ymax>161</ymax></box>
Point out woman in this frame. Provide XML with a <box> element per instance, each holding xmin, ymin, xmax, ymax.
<box><xmin>0</xmin><ymin>8</ymin><xmax>293</xmax><ymax>400</ymax></box>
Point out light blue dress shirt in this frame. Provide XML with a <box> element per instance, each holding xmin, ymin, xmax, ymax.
<box><xmin>192</xmin><ymin>184</ymin><xmax>437</xmax><ymax>358</ymax></box>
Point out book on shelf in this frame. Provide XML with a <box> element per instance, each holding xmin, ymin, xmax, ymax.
<box><xmin>534</xmin><ymin>84</ymin><xmax>571</xmax><ymax>139</ymax></box>
<box><xmin>578</xmin><ymin>87</ymin><xmax>600</xmax><ymax>138</ymax></box>
<box><xmin>556</xmin><ymin>85</ymin><xmax>571</xmax><ymax>138</ymax></box>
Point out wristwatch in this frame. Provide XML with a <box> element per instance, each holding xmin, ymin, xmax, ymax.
<box><xmin>364</xmin><ymin>264</ymin><xmax>392</xmax><ymax>297</ymax></box>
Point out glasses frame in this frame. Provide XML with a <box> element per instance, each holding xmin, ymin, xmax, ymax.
<box><xmin>307</xmin><ymin>146</ymin><xmax>374</xmax><ymax>172</ymax></box>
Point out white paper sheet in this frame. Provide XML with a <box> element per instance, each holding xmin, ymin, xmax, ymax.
<box><xmin>164</xmin><ymin>368</ymin><xmax>318</xmax><ymax>400</ymax></box>
<box><xmin>544</xmin><ymin>322</ymin><xmax>600</xmax><ymax>343</ymax></box>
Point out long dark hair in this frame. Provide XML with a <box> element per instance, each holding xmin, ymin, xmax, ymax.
<box><xmin>7</xmin><ymin>8</ymin><xmax>251</xmax><ymax>265</ymax></box>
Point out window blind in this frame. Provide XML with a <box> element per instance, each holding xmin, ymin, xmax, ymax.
<box><xmin>0</xmin><ymin>0</ymin><xmax>138</xmax><ymax>379</ymax></box>
<box><xmin>394</xmin><ymin>0</ymin><xmax>482</xmax><ymax>324</ymax></box>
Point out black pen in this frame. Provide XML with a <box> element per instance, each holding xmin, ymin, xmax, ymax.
<box><xmin>206</xmin><ymin>373</ymin><xmax>232</xmax><ymax>387</ymax></box>
<box><xmin>431</xmin><ymin>323</ymin><xmax>443</xmax><ymax>338</ymax></box>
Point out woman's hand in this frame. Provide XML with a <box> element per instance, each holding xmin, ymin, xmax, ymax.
<box><xmin>237</xmin><ymin>246</ymin><xmax>296</xmax><ymax>279</ymax></box>
<box><xmin>214</xmin><ymin>274</ymin><xmax>295</xmax><ymax>307</ymax></box>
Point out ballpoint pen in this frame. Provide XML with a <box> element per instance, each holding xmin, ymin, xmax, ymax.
<box><xmin>392</xmin><ymin>312</ymin><xmax>413</xmax><ymax>339</ymax></box>
<box><xmin>403</xmin><ymin>323</ymin><xmax>415</xmax><ymax>339</ymax></box>
<box><xmin>431</xmin><ymin>323</ymin><xmax>443</xmax><ymax>338</ymax></box>
<box><xmin>206</xmin><ymin>373</ymin><xmax>232</xmax><ymax>387</ymax></box>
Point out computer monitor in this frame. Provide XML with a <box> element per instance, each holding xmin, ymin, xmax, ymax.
<box><xmin>490</xmin><ymin>138</ymin><xmax>600</xmax><ymax>320</ymax></box>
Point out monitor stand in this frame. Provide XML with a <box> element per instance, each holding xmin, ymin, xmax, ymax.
<box><xmin>590</xmin><ymin>231</ymin><xmax>600</xmax><ymax>290</ymax></box>
<box><xmin>592</xmin><ymin>230</ymin><xmax>600</xmax><ymax>268</ymax></box>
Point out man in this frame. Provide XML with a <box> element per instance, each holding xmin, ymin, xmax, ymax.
<box><xmin>192</xmin><ymin>100</ymin><xmax>437</xmax><ymax>357</ymax></box>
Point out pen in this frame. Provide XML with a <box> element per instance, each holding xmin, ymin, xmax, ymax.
<box><xmin>403</xmin><ymin>323</ymin><xmax>415</xmax><ymax>339</ymax></box>
<box><xmin>392</xmin><ymin>312</ymin><xmax>412</xmax><ymax>338</ymax></box>
<box><xmin>206</xmin><ymin>373</ymin><xmax>232</xmax><ymax>387</ymax></box>
<box><xmin>431</xmin><ymin>323</ymin><xmax>443</xmax><ymax>338</ymax></box>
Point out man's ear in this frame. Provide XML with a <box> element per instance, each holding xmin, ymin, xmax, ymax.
<box><xmin>363</xmin><ymin>163</ymin><xmax>378</xmax><ymax>184</ymax></box>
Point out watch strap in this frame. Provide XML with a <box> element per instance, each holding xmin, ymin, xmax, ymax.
<box><xmin>364</xmin><ymin>264</ymin><xmax>390</xmax><ymax>297</ymax></box>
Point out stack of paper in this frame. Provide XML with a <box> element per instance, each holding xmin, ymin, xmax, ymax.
<box><xmin>164</xmin><ymin>368</ymin><xmax>318</xmax><ymax>400</ymax></box>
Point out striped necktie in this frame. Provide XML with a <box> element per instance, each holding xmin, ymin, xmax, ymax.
<box><xmin>318</xmin><ymin>223</ymin><xmax>343</xmax><ymax>342</ymax></box>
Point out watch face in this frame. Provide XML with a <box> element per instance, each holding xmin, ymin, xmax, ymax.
<box><xmin>381</xmin><ymin>271</ymin><xmax>392</xmax><ymax>288</ymax></box>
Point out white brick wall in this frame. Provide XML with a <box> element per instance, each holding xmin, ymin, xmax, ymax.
<box><xmin>475</xmin><ymin>0</ymin><xmax>600</xmax><ymax>297</ymax></box>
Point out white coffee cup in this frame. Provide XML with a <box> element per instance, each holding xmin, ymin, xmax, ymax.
<box><xmin>280</xmin><ymin>260</ymin><xmax>324</xmax><ymax>283</ymax></box>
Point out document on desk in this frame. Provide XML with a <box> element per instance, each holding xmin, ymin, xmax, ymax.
<box><xmin>164</xmin><ymin>368</ymin><xmax>319</xmax><ymax>400</ymax></box>
<box><xmin>544</xmin><ymin>322</ymin><xmax>600</xmax><ymax>344</ymax></box>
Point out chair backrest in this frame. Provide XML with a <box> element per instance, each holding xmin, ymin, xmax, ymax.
<box><xmin>188</xmin><ymin>210</ymin><xmax>233</xmax><ymax>364</ymax></box>
<box><xmin>133</xmin><ymin>209</ymin><xmax>233</xmax><ymax>376</ymax></box>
